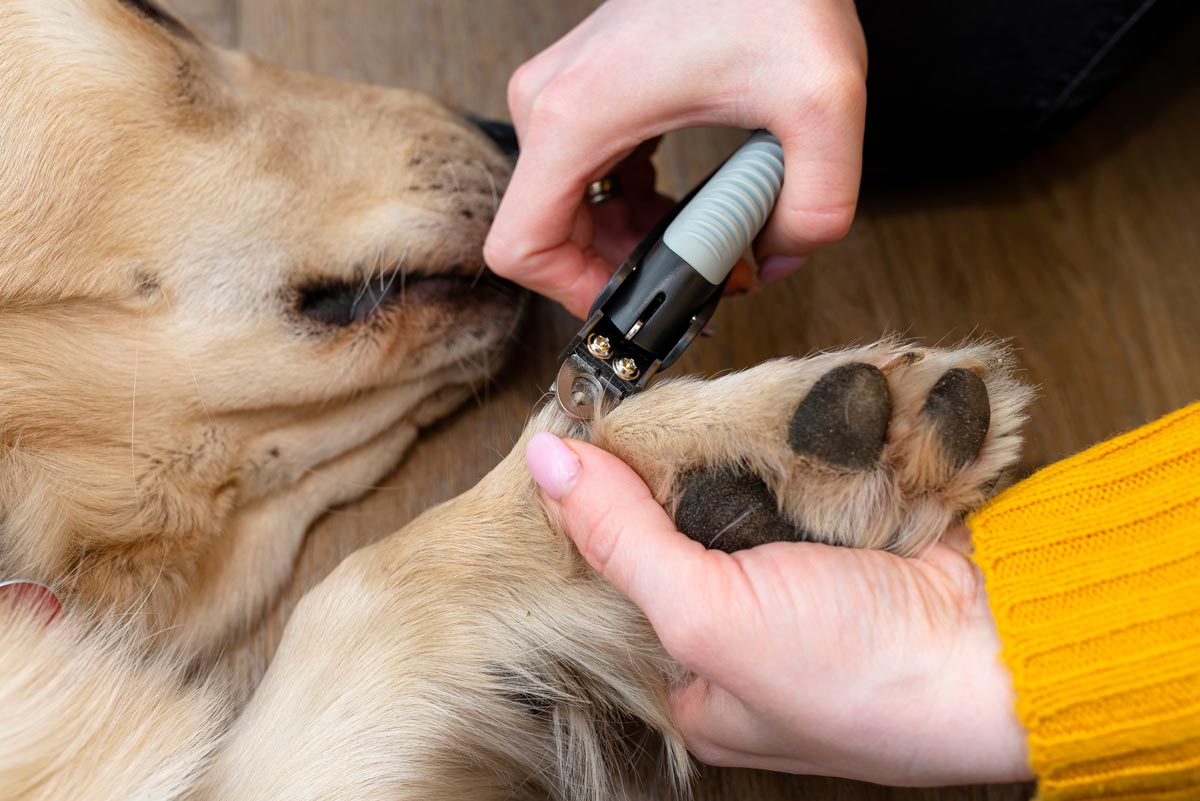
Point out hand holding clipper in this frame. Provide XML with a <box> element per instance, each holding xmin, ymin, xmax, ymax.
<box><xmin>555</xmin><ymin>131</ymin><xmax>785</xmax><ymax>420</ymax></box>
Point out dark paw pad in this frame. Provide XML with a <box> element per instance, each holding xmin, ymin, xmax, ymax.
<box><xmin>674</xmin><ymin>465</ymin><xmax>815</xmax><ymax>553</ymax></box>
<box><xmin>788</xmin><ymin>363</ymin><xmax>890</xmax><ymax>470</ymax></box>
<box><xmin>922</xmin><ymin>368</ymin><xmax>991</xmax><ymax>468</ymax></box>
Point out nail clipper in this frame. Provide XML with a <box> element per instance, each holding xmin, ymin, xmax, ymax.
<box><xmin>554</xmin><ymin>130</ymin><xmax>785</xmax><ymax>420</ymax></box>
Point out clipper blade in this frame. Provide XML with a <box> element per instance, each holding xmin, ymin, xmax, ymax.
<box><xmin>554</xmin><ymin>355</ymin><xmax>616</xmax><ymax>421</ymax></box>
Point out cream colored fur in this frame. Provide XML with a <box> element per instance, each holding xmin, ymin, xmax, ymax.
<box><xmin>200</xmin><ymin>341</ymin><xmax>1030</xmax><ymax>801</ymax></box>
<box><xmin>0</xmin><ymin>0</ymin><xmax>519</xmax><ymax>660</ymax></box>
<box><xmin>0</xmin><ymin>3</ymin><xmax>1034</xmax><ymax>799</ymax></box>
<box><xmin>2</xmin><ymin>340</ymin><xmax>1030</xmax><ymax>801</ymax></box>
<box><xmin>0</xmin><ymin>600</ymin><xmax>226</xmax><ymax>801</ymax></box>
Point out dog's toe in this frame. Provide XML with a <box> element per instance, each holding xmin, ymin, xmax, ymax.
<box><xmin>611</xmin><ymin>341</ymin><xmax>1028</xmax><ymax>556</ymax></box>
<box><xmin>674</xmin><ymin>465</ymin><xmax>814</xmax><ymax>553</ymax></box>
<box><xmin>788</xmin><ymin>363</ymin><xmax>890</xmax><ymax>470</ymax></box>
<box><xmin>922</xmin><ymin>368</ymin><xmax>991</xmax><ymax>468</ymax></box>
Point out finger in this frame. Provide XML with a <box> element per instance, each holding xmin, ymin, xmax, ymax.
<box><xmin>724</xmin><ymin>258</ymin><xmax>759</xmax><ymax>295</ymax></box>
<box><xmin>754</xmin><ymin>75</ymin><xmax>867</xmax><ymax>266</ymax></box>
<box><xmin>587</xmin><ymin>199</ymin><xmax>641</xmax><ymax>267</ymax></box>
<box><xmin>487</xmin><ymin>200</ymin><xmax>615</xmax><ymax>319</ymax></box>
<box><xmin>588</xmin><ymin>144</ymin><xmax>677</xmax><ymax>265</ymax></box>
<box><xmin>523</xmin><ymin>433</ymin><xmax>717</xmax><ymax>632</ymax></box>
<box><xmin>484</xmin><ymin>120</ymin><xmax>649</xmax><ymax>316</ymax></box>
<box><xmin>485</xmin><ymin>88</ymin><xmax>683</xmax><ymax>314</ymax></box>
<box><xmin>670</xmin><ymin>678</ymin><xmax>771</xmax><ymax>769</ymax></box>
<box><xmin>506</xmin><ymin>5</ymin><xmax>614</xmax><ymax>136</ymax></box>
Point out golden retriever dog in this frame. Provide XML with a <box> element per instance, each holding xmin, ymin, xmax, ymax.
<box><xmin>0</xmin><ymin>0</ymin><xmax>520</xmax><ymax>658</ymax></box>
<box><xmin>4</xmin><ymin>340</ymin><xmax>1031</xmax><ymax>800</ymax></box>
<box><xmin>0</xmin><ymin>2</ymin><xmax>1035</xmax><ymax>799</ymax></box>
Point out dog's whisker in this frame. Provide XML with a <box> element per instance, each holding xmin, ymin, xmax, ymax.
<box><xmin>470</xmin><ymin>259</ymin><xmax>488</xmax><ymax>288</ymax></box>
<box><xmin>442</xmin><ymin>158</ymin><xmax>463</xmax><ymax>196</ymax></box>
<box><xmin>451</xmin><ymin>353</ymin><xmax>486</xmax><ymax>410</ymax></box>
<box><xmin>469</xmin><ymin>158</ymin><xmax>501</xmax><ymax>216</ymax></box>
<box><xmin>352</xmin><ymin>254</ymin><xmax>382</xmax><ymax>309</ymax></box>
<box><xmin>136</xmin><ymin>622</ymin><xmax>187</xmax><ymax>647</ymax></box>
<box><xmin>121</xmin><ymin>549</ymin><xmax>170</xmax><ymax>626</ymax></box>
<box><xmin>369</xmin><ymin>247</ymin><xmax>408</xmax><ymax>318</ymax></box>
<box><xmin>400</xmin><ymin>257</ymin><xmax>408</xmax><ymax>306</ymax></box>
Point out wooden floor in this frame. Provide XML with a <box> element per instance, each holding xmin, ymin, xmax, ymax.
<box><xmin>176</xmin><ymin>2</ymin><xmax>1200</xmax><ymax>799</ymax></box>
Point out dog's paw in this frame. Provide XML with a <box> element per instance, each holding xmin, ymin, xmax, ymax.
<box><xmin>592</xmin><ymin>340</ymin><xmax>1033</xmax><ymax>555</ymax></box>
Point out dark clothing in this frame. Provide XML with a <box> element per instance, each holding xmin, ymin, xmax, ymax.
<box><xmin>856</xmin><ymin>0</ymin><xmax>1197</xmax><ymax>178</ymax></box>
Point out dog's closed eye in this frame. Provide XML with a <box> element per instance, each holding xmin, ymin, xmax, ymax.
<box><xmin>297</xmin><ymin>276</ymin><xmax>405</xmax><ymax>327</ymax></box>
<box><xmin>296</xmin><ymin>272</ymin><xmax>520</xmax><ymax>328</ymax></box>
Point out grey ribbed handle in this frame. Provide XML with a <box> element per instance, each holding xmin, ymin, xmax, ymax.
<box><xmin>662</xmin><ymin>131</ymin><xmax>784</xmax><ymax>284</ymax></box>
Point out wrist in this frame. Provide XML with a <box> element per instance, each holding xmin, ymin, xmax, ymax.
<box><xmin>878</xmin><ymin>564</ymin><xmax>1032</xmax><ymax>786</ymax></box>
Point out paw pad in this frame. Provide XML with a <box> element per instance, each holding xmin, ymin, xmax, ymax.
<box><xmin>922</xmin><ymin>368</ymin><xmax>991</xmax><ymax>468</ymax></box>
<box><xmin>674</xmin><ymin>465</ymin><xmax>814</xmax><ymax>553</ymax></box>
<box><xmin>653</xmin><ymin>344</ymin><xmax>1024</xmax><ymax>555</ymax></box>
<box><xmin>787</xmin><ymin>362</ymin><xmax>890</xmax><ymax>470</ymax></box>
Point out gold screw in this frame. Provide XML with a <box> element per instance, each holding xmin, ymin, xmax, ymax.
<box><xmin>587</xmin><ymin>334</ymin><xmax>613</xmax><ymax>360</ymax></box>
<box><xmin>613</xmin><ymin>356</ymin><xmax>640</xmax><ymax>381</ymax></box>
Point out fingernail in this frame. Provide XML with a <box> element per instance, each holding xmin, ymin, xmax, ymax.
<box><xmin>525</xmin><ymin>432</ymin><xmax>581</xmax><ymax>501</ymax></box>
<box><xmin>0</xmin><ymin>580</ymin><xmax>62</xmax><ymax>626</ymax></box>
<box><xmin>758</xmin><ymin>255</ymin><xmax>808</xmax><ymax>283</ymax></box>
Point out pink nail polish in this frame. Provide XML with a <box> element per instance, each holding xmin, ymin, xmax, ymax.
<box><xmin>759</xmin><ymin>255</ymin><xmax>808</xmax><ymax>283</ymax></box>
<box><xmin>0</xmin><ymin>579</ymin><xmax>62</xmax><ymax>625</ymax></box>
<box><xmin>525</xmin><ymin>432</ymin><xmax>581</xmax><ymax>501</ymax></box>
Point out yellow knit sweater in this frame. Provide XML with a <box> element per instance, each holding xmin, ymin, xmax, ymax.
<box><xmin>969</xmin><ymin>402</ymin><xmax>1200</xmax><ymax>800</ymax></box>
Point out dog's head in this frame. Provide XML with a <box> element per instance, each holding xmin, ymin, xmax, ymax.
<box><xmin>0</xmin><ymin>0</ymin><xmax>522</xmax><ymax>634</ymax></box>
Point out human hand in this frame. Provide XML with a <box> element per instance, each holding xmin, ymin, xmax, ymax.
<box><xmin>484</xmin><ymin>0</ymin><xmax>868</xmax><ymax>318</ymax></box>
<box><xmin>524</xmin><ymin>432</ymin><xmax>1033</xmax><ymax>786</ymax></box>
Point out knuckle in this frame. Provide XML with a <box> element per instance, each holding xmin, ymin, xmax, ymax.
<box><xmin>808</xmin><ymin>64</ymin><xmax>867</xmax><ymax>120</ymax></box>
<box><xmin>676</xmin><ymin>715</ymin><xmax>736</xmax><ymax>767</ymax></box>
<box><xmin>658</xmin><ymin>615</ymin><xmax>709</xmax><ymax>671</ymax></box>
<box><xmin>526</xmin><ymin>73</ymin><xmax>587</xmax><ymax>131</ymax></box>
<box><xmin>773</xmin><ymin>198</ymin><xmax>857</xmax><ymax>248</ymax></box>
<box><xmin>506</xmin><ymin>60</ymin><xmax>540</xmax><ymax>111</ymax></box>
<box><xmin>578</xmin><ymin>502</ymin><xmax>622</xmax><ymax>575</ymax></box>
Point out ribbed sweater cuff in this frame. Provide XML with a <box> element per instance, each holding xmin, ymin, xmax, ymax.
<box><xmin>969</xmin><ymin>402</ymin><xmax>1200</xmax><ymax>800</ymax></box>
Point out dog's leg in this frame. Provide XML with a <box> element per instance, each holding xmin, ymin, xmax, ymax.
<box><xmin>201</xmin><ymin>341</ymin><xmax>1031</xmax><ymax>801</ymax></box>
<box><xmin>0</xmin><ymin>603</ymin><xmax>226</xmax><ymax>801</ymax></box>
<box><xmin>199</xmin><ymin>443</ymin><xmax>687</xmax><ymax>801</ymax></box>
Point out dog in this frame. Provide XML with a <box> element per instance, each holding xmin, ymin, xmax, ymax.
<box><xmin>4</xmin><ymin>340</ymin><xmax>1031</xmax><ymax>800</ymax></box>
<box><xmin>0</xmin><ymin>2</ymin><xmax>1034</xmax><ymax>799</ymax></box>
<box><xmin>0</xmin><ymin>0</ymin><xmax>521</xmax><ymax>659</ymax></box>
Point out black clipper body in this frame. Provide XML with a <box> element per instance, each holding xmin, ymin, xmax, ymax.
<box><xmin>554</xmin><ymin>131</ymin><xmax>785</xmax><ymax>420</ymax></box>
<box><xmin>554</xmin><ymin>241</ymin><xmax>723</xmax><ymax>420</ymax></box>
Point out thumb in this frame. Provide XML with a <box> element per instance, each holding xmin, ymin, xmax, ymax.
<box><xmin>523</xmin><ymin>432</ymin><xmax>714</xmax><ymax>631</ymax></box>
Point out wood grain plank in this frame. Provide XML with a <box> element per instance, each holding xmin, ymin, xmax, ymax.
<box><xmin>169</xmin><ymin>2</ymin><xmax>1200</xmax><ymax>799</ymax></box>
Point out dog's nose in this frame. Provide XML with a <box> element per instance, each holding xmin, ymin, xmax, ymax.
<box><xmin>466</xmin><ymin>115</ymin><xmax>519</xmax><ymax>159</ymax></box>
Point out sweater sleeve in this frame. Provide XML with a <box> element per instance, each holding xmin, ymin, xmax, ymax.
<box><xmin>968</xmin><ymin>402</ymin><xmax>1200</xmax><ymax>800</ymax></box>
